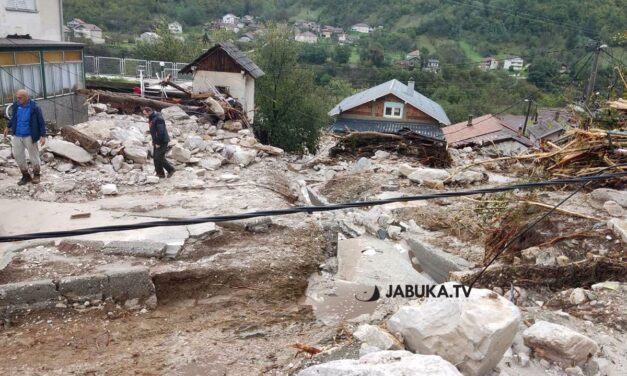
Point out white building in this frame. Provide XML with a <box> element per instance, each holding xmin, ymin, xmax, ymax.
<box><xmin>168</xmin><ymin>21</ymin><xmax>182</xmax><ymax>34</ymax></box>
<box><xmin>179</xmin><ymin>43</ymin><xmax>265</xmax><ymax>123</ymax></box>
<box><xmin>424</xmin><ymin>58</ymin><xmax>440</xmax><ymax>73</ymax></box>
<box><xmin>1</xmin><ymin>0</ymin><xmax>64</xmax><ymax>41</ymax></box>
<box><xmin>351</xmin><ymin>23</ymin><xmax>373</xmax><ymax>33</ymax></box>
<box><xmin>222</xmin><ymin>13</ymin><xmax>239</xmax><ymax>25</ymax></box>
<box><xmin>73</xmin><ymin>23</ymin><xmax>104</xmax><ymax>44</ymax></box>
<box><xmin>503</xmin><ymin>57</ymin><xmax>524</xmax><ymax>71</ymax></box>
<box><xmin>295</xmin><ymin>31</ymin><xmax>318</xmax><ymax>44</ymax></box>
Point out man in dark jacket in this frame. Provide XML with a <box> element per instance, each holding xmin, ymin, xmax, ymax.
<box><xmin>142</xmin><ymin>107</ymin><xmax>175</xmax><ymax>179</ymax></box>
<box><xmin>3</xmin><ymin>89</ymin><xmax>46</xmax><ymax>185</ymax></box>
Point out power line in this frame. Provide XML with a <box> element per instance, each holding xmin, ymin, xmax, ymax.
<box><xmin>1</xmin><ymin>171</ymin><xmax>624</xmax><ymax>243</ymax></box>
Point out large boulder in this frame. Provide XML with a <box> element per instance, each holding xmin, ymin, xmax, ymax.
<box><xmin>183</xmin><ymin>135</ymin><xmax>208</xmax><ymax>151</ymax></box>
<box><xmin>205</xmin><ymin>97</ymin><xmax>225</xmax><ymax>120</ymax></box>
<box><xmin>407</xmin><ymin>168</ymin><xmax>450</xmax><ymax>184</ymax></box>
<box><xmin>387</xmin><ymin>283</ymin><xmax>521</xmax><ymax>376</ymax></box>
<box><xmin>522</xmin><ymin>321</ymin><xmax>598</xmax><ymax>365</ymax></box>
<box><xmin>45</xmin><ymin>139</ymin><xmax>92</xmax><ymax>164</ymax></box>
<box><xmin>223</xmin><ymin>145</ymin><xmax>256</xmax><ymax>167</ymax></box>
<box><xmin>352</xmin><ymin>157</ymin><xmax>373</xmax><ymax>174</ymax></box>
<box><xmin>160</xmin><ymin>106</ymin><xmax>189</xmax><ymax>121</ymax></box>
<box><xmin>110</xmin><ymin>127</ymin><xmax>144</xmax><ymax>146</ymax></box>
<box><xmin>111</xmin><ymin>154</ymin><xmax>124</xmax><ymax>171</ymax></box>
<box><xmin>200</xmin><ymin>157</ymin><xmax>224</xmax><ymax>171</ymax></box>
<box><xmin>353</xmin><ymin>324</ymin><xmax>403</xmax><ymax>351</ymax></box>
<box><xmin>123</xmin><ymin>145</ymin><xmax>148</xmax><ymax>164</ymax></box>
<box><xmin>170</xmin><ymin>145</ymin><xmax>192</xmax><ymax>163</ymax></box>
<box><xmin>297</xmin><ymin>351</ymin><xmax>462</xmax><ymax>376</ymax></box>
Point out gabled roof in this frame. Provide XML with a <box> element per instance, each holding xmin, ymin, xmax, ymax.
<box><xmin>178</xmin><ymin>42</ymin><xmax>265</xmax><ymax>79</ymax></box>
<box><xmin>331</xmin><ymin>118</ymin><xmax>445</xmax><ymax>142</ymax></box>
<box><xmin>442</xmin><ymin>114</ymin><xmax>532</xmax><ymax>147</ymax></box>
<box><xmin>328</xmin><ymin>79</ymin><xmax>451</xmax><ymax>125</ymax></box>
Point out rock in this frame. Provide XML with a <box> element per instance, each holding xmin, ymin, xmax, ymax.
<box><xmin>111</xmin><ymin>155</ymin><xmax>124</xmax><ymax>171</ymax></box>
<box><xmin>352</xmin><ymin>157</ymin><xmax>373</xmax><ymax>173</ymax></box>
<box><xmin>398</xmin><ymin>163</ymin><xmax>416</xmax><ymax>177</ymax></box>
<box><xmin>183</xmin><ymin>135</ymin><xmax>207</xmax><ymax>151</ymax></box>
<box><xmin>160</xmin><ymin>106</ymin><xmax>189</xmax><ymax>121</ymax></box>
<box><xmin>219</xmin><ymin>173</ymin><xmax>239</xmax><ymax>182</ymax></box>
<box><xmin>99</xmin><ymin>146</ymin><xmax>111</xmax><ymax>156</ymax></box>
<box><xmin>565</xmin><ymin>366</ymin><xmax>584</xmax><ymax>376</ymax></box>
<box><xmin>170</xmin><ymin>145</ymin><xmax>192</xmax><ymax>163</ymax></box>
<box><xmin>54</xmin><ymin>180</ymin><xmax>76</xmax><ymax>193</ymax></box>
<box><xmin>607</xmin><ymin>218</ymin><xmax>627</xmax><ymax>243</ymax></box>
<box><xmin>535</xmin><ymin>249</ymin><xmax>557</xmax><ymax>266</ymax></box>
<box><xmin>239</xmin><ymin>137</ymin><xmax>257</xmax><ymax>147</ymax></box>
<box><xmin>101</xmin><ymin>184</ymin><xmax>118</xmax><ymax>195</ymax></box>
<box><xmin>521</xmin><ymin>246</ymin><xmax>541</xmax><ymax>263</ymax></box>
<box><xmin>200</xmin><ymin>157</ymin><xmax>224</xmax><ymax>171</ymax></box>
<box><xmin>407</xmin><ymin>168</ymin><xmax>450</xmax><ymax>184</ymax></box>
<box><xmin>449</xmin><ymin>170</ymin><xmax>488</xmax><ymax>185</ymax></box>
<box><xmin>222</xmin><ymin>120</ymin><xmax>243</xmax><ymax>132</ymax></box>
<box><xmin>55</xmin><ymin>162</ymin><xmax>74</xmax><ymax>172</ymax></box>
<box><xmin>41</xmin><ymin>152</ymin><xmax>54</xmax><ymax>163</ymax></box>
<box><xmin>297</xmin><ymin>351</ymin><xmax>462</xmax><ymax>376</ymax></box>
<box><xmin>123</xmin><ymin>145</ymin><xmax>148</xmax><ymax>164</ymax></box>
<box><xmin>205</xmin><ymin>97</ymin><xmax>225</xmax><ymax>120</ymax></box>
<box><xmin>359</xmin><ymin>343</ymin><xmax>382</xmax><ymax>357</ymax></box>
<box><xmin>388</xmin><ymin>283</ymin><xmax>521</xmax><ymax>376</ymax></box>
<box><xmin>353</xmin><ymin>324</ymin><xmax>402</xmax><ymax>351</ymax></box>
<box><xmin>224</xmin><ymin>146</ymin><xmax>256</xmax><ymax>167</ymax></box>
<box><xmin>207</xmin><ymin>125</ymin><xmax>218</xmax><ymax>136</ymax></box>
<box><xmin>590</xmin><ymin>188</ymin><xmax>627</xmax><ymax>208</ymax></box>
<box><xmin>110</xmin><ymin>127</ymin><xmax>144</xmax><ymax>146</ymax></box>
<box><xmin>374</xmin><ymin>150</ymin><xmax>391</xmax><ymax>160</ymax></box>
<box><xmin>590</xmin><ymin>281</ymin><xmax>620</xmax><ymax>291</ymax></box>
<box><xmin>145</xmin><ymin>176</ymin><xmax>159</xmax><ymax>184</ymax></box>
<box><xmin>556</xmin><ymin>255</ymin><xmax>570</xmax><ymax>266</ymax></box>
<box><xmin>256</xmin><ymin>144</ymin><xmax>284</xmax><ymax>156</ymax></box>
<box><xmin>91</xmin><ymin>103</ymin><xmax>108</xmax><ymax>113</ymax></box>
<box><xmin>46</xmin><ymin>139</ymin><xmax>92</xmax><ymax>164</ymax></box>
<box><xmin>603</xmin><ymin>200</ymin><xmax>624</xmax><ymax>217</ymax></box>
<box><xmin>387</xmin><ymin>225</ymin><xmax>402</xmax><ymax>240</ymax></box>
<box><xmin>523</xmin><ymin>321</ymin><xmax>598</xmax><ymax>365</ymax></box>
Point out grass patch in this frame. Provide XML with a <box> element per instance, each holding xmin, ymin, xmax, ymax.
<box><xmin>459</xmin><ymin>40</ymin><xmax>482</xmax><ymax>62</ymax></box>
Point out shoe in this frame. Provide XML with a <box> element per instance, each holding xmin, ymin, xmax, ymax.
<box><xmin>167</xmin><ymin>170</ymin><xmax>175</xmax><ymax>178</ymax></box>
<box><xmin>17</xmin><ymin>172</ymin><xmax>32</xmax><ymax>186</ymax></box>
<box><xmin>32</xmin><ymin>173</ymin><xmax>40</xmax><ymax>184</ymax></box>
<box><xmin>156</xmin><ymin>174</ymin><xmax>166</xmax><ymax>179</ymax></box>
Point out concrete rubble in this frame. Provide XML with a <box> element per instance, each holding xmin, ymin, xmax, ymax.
<box><xmin>0</xmin><ymin>103</ymin><xmax>625</xmax><ymax>375</ymax></box>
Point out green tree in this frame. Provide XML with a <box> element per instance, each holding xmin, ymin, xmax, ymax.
<box><xmin>299</xmin><ymin>44</ymin><xmax>329</xmax><ymax>64</ymax></box>
<box><xmin>254</xmin><ymin>26</ymin><xmax>329</xmax><ymax>153</ymax></box>
<box><xmin>527</xmin><ymin>57</ymin><xmax>560</xmax><ymax>91</ymax></box>
<box><xmin>333</xmin><ymin>45</ymin><xmax>351</xmax><ymax>64</ymax></box>
<box><xmin>133</xmin><ymin>20</ymin><xmax>205</xmax><ymax>62</ymax></box>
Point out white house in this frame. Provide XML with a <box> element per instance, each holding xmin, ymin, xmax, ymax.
<box><xmin>424</xmin><ymin>58</ymin><xmax>440</xmax><ymax>73</ymax></box>
<box><xmin>168</xmin><ymin>21</ymin><xmax>183</xmax><ymax>34</ymax></box>
<box><xmin>222</xmin><ymin>13</ymin><xmax>239</xmax><ymax>25</ymax></box>
<box><xmin>480</xmin><ymin>57</ymin><xmax>499</xmax><ymax>70</ymax></box>
<box><xmin>1</xmin><ymin>0</ymin><xmax>64</xmax><ymax>41</ymax></box>
<box><xmin>351</xmin><ymin>23</ymin><xmax>373</xmax><ymax>33</ymax></box>
<box><xmin>179</xmin><ymin>43</ymin><xmax>265</xmax><ymax>123</ymax></box>
<box><xmin>295</xmin><ymin>31</ymin><xmax>318</xmax><ymax>44</ymax></box>
<box><xmin>503</xmin><ymin>57</ymin><xmax>524</xmax><ymax>71</ymax></box>
<box><xmin>73</xmin><ymin>23</ymin><xmax>104</xmax><ymax>44</ymax></box>
<box><xmin>139</xmin><ymin>32</ymin><xmax>160</xmax><ymax>43</ymax></box>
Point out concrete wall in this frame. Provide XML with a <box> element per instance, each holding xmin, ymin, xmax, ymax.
<box><xmin>192</xmin><ymin>70</ymin><xmax>256</xmax><ymax>122</ymax></box>
<box><xmin>0</xmin><ymin>0</ymin><xmax>63</xmax><ymax>41</ymax></box>
<box><xmin>36</xmin><ymin>94</ymin><xmax>88</xmax><ymax>128</ymax></box>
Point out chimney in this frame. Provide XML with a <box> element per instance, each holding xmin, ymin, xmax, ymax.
<box><xmin>407</xmin><ymin>78</ymin><xmax>415</xmax><ymax>94</ymax></box>
<box><xmin>467</xmin><ymin>115</ymin><xmax>473</xmax><ymax>127</ymax></box>
<box><xmin>554</xmin><ymin>111</ymin><xmax>560</xmax><ymax>121</ymax></box>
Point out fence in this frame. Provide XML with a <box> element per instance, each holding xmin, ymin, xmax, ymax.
<box><xmin>84</xmin><ymin>56</ymin><xmax>192</xmax><ymax>81</ymax></box>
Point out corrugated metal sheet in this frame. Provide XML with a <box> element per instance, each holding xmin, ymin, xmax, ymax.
<box><xmin>179</xmin><ymin>42</ymin><xmax>265</xmax><ymax>79</ymax></box>
<box><xmin>328</xmin><ymin>79</ymin><xmax>451</xmax><ymax>125</ymax></box>
<box><xmin>331</xmin><ymin>118</ymin><xmax>445</xmax><ymax>141</ymax></box>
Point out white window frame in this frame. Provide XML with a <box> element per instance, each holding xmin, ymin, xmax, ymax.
<box><xmin>6</xmin><ymin>0</ymin><xmax>38</xmax><ymax>12</ymax></box>
<box><xmin>383</xmin><ymin>102</ymin><xmax>403</xmax><ymax>119</ymax></box>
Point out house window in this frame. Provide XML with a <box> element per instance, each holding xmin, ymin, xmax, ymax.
<box><xmin>384</xmin><ymin>102</ymin><xmax>403</xmax><ymax>118</ymax></box>
<box><xmin>6</xmin><ymin>0</ymin><xmax>37</xmax><ymax>12</ymax></box>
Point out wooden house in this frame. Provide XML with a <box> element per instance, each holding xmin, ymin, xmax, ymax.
<box><xmin>328</xmin><ymin>79</ymin><xmax>450</xmax><ymax>143</ymax></box>
<box><xmin>179</xmin><ymin>42</ymin><xmax>265</xmax><ymax>123</ymax></box>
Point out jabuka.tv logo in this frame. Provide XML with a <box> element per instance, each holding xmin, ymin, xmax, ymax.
<box><xmin>355</xmin><ymin>284</ymin><xmax>472</xmax><ymax>302</ymax></box>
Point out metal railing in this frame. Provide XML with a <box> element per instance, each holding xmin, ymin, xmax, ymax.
<box><xmin>84</xmin><ymin>56</ymin><xmax>191</xmax><ymax>81</ymax></box>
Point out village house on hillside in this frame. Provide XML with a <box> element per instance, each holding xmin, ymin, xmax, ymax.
<box><xmin>351</xmin><ymin>23</ymin><xmax>373</xmax><ymax>33</ymax></box>
<box><xmin>442</xmin><ymin>114</ymin><xmax>532</xmax><ymax>155</ymax></box>
<box><xmin>66</xmin><ymin>18</ymin><xmax>104</xmax><ymax>44</ymax></box>
<box><xmin>168</xmin><ymin>21</ymin><xmax>183</xmax><ymax>34</ymax></box>
<box><xmin>328</xmin><ymin>79</ymin><xmax>450</xmax><ymax>142</ymax></box>
<box><xmin>222</xmin><ymin>13</ymin><xmax>239</xmax><ymax>25</ymax></box>
<box><xmin>501</xmin><ymin>109</ymin><xmax>567</xmax><ymax>144</ymax></box>
<box><xmin>179</xmin><ymin>42</ymin><xmax>264</xmax><ymax>123</ymax></box>
<box><xmin>295</xmin><ymin>31</ymin><xmax>318</xmax><ymax>44</ymax></box>
<box><xmin>0</xmin><ymin>1</ymin><xmax>87</xmax><ymax>125</ymax></box>
<box><xmin>503</xmin><ymin>56</ymin><xmax>524</xmax><ymax>71</ymax></box>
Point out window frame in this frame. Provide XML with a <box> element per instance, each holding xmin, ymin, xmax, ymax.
<box><xmin>5</xmin><ymin>0</ymin><xmax>38</xmax><ymax>13</ymax></box>
<box><xmin>383</xmin><ymin>101</ymin><xmax>404</xmax><ymax>119</ymax></box>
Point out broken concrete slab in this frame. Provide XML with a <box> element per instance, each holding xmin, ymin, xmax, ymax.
<box><xmin>405</xmin><ymin>236</ymin><xmax>472</xmax><ymax>283</ymax></box>
<box><xmin>388</xmin><ymin>283</ymin><xmax>521</xmax><ymax>376</ymax></box>
<box><xmin>102</xmin><ymin>241</ymin><xmax>167</xmax><ymax>258</ymax></box>
<box><xmin>103</xmin><ymin>266</ymin><xmax>156</xmax><ymax>308</ymax></box>
<box><xmin>337</xmin><ymin>236</ymin><xmax>432</xmax><ymax>286</ymax></box>
<box><xmin>186</xmin><ymin>222</ymin><xmax>218</xmax><ymax>239</ymax></box>
<box><xmin>57</xmin><ymin>274</ymin><xmax>108</xmax><ymax>303</ymax></box>
<box><xmin>219</xmin><ymin>217</ymin><xmax>273</xmax><ymax>233</ymax></box>
<box><xmin>0</xmin><ymin>280</ymin><xmax>61</xmax><ymax>311</ymax></box>
<box><xmin>523</xmin><ymin>321</ymin><xmax>599</xmax><ymax>365</ymax></box>
<box><xmin>297</xmin><ymin>351</ymin><xmax>462</xmax><ymax>376</ymax></box>
<box><xmin>45</xmin><ymin>139</ymin><xmax>92</xmax><ymax>164</ymax></box>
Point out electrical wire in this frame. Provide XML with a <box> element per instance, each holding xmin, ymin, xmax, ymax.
<box><xmin>0</xmin><ymin>171</ymin><xmax>624</xmax><ymax>243</ymax></box>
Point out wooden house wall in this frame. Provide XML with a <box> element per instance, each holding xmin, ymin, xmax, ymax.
<box><xmin>341</xmin><ymin>94</ymin><xmax>437</xmax><ymax>124</ymax></box>
<box><xmin>196</xmin><ymin>49</ymin><xmax>242</xmax><ymax>73</ymax></box>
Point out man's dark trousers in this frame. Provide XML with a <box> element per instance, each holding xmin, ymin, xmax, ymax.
<box><xmin>153</xmin><ymin>145</ymin><xmax>174</xmax><ymax>177</ymax></box>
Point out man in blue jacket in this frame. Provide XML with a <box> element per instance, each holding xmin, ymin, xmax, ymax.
<box><xmin>142</xmin><ymin>107</ymin><xmax>175</xmax><ymax>179</ymax></box>
<box><xmin>3</xmin><ymin>89</ymin><xmax>46</xmax><ymax>185</ymax></box>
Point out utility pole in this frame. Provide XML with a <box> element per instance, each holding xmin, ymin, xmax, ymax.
<box><xmin>521</xmin><ymin>98</ymin><xmax>532</xmax><ymax>137</ymax></box>
<box><xmin>583</xmin><ymin>41</ymin><xmax>606</xmax><ymax>102</ymax></box>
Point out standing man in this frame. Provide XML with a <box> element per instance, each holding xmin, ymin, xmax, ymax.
<box><xmin>3</xmin><ymin>89</ymin><xmax>46</xmax><ymax>185</ymax></box>
<box><xmin>142</xmin><ymin>107</ymin><xmax>175</xmax><ymax>179</ymax></box>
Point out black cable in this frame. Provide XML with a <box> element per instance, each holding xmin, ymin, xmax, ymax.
<box><xmin>0</xmin><ymin>172</ymin><xmax>624</xmax><ymax>243</ymax></box>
